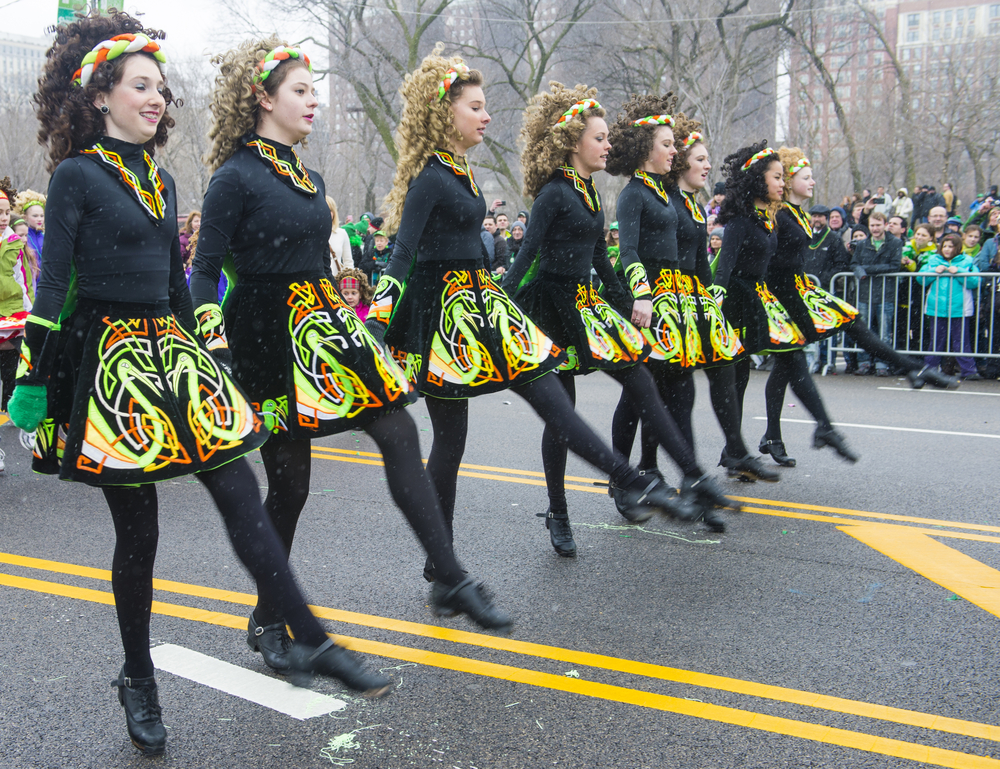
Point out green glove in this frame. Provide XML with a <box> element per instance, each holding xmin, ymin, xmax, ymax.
<box><xmin>7</xmin><ymin>384</ymin><xmax>47</xmax><ymax>431</ymax></box>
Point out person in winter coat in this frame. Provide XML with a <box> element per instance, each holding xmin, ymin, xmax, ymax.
<box><xmin>326</xmin><ymin>196</ymin><xmax>353</xmax><ymax>272</ymax></box>
<box><xmin>918</xmin><ymin>233</ymin><xmax>981</xmax><ymax>378</ymax></box>
<box><xmin>849</xmin><ymin>212</ymin><xmax>901</xmax><ymax>374</ymax></box>
<box><xmin>889</xmin><ymin>188</ymin><xmax>913</xmax><ymax>222</ymax></box>
<box><xmin>508</xmin><ymin>220</ymin><xmax>526</xmax><ymax>263</ymax></box>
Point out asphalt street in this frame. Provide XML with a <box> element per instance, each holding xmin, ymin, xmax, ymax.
<box><xmin>1</xmin><ymin>369</ymin><xmax>998</xmax><ymax>769</ymax></box>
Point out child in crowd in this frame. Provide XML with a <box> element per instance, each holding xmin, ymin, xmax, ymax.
<box><xmin>918</xmin><ymin>233</ymin><xmax>981</xmax><ymax>379</ymax></box>
<box><xmin>962</xmin><ymin>225</ymin><xmax>982</xmax><ymax>261</ymax></box>
<box><xmin>336</xmin><ymin>267</ymin><xmax>373</xmax><ymax>321</ymax></box>
<box><xmin>901</xmin><ymin>223</ymin><xmax>937</xmax><ymax>271</ymax></box>
<box><xmin>371</xmin><ymin>229</ymin><xmax>392</xmax><ymax>282</ymax></box>
<box><xmin>606</xmin><ymin>221</ymin><xmax>619</xmax><ymax>267</ymax></box>
<box><xmin>10</xmin><ymin>217</ymin><xmax>38</xmax><ymax>296</ymax></box>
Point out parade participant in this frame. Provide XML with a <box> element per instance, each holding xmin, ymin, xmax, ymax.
<box><xmin>10</xmin><ymin>13</ymin><xmax>394</xmax><ymax>756</ymax></box>
<box><xmin>503</xmin><ymin>83</ymin><xmax>737</xmax><ymax>534</ymax></box>
<box><xmin>194</xmin><ymin>38</ymin><xmax>511</xmax><ymax>649</ymax></box>
<box><xmin>365</xmin><ymin>50</ymin><xmax>687</xmax><ymax>561</ymax></box>
<box><xmin>604</xmin><ymin>99</ymin><xmax>777</xmax><ymax>485</ymax></box>
<box><xmin>13</xmin><ymin>189</ymin><xmax>44</xmax><ymax>270</ymax></box>
<box><xmin>713</xmin><ymin>142</ymin><xmax>829</xmax><ymax>452</ymax></box>
<box><xmin>760</xmin><ymin>148</ymin><xmax>958</xmax><ymax>464</ymax></box>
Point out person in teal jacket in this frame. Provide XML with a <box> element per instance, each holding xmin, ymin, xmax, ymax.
<box><xmin>917</xmin><ymin>232</ymin><xmax>981</xmax><ymax>378</ymax></box>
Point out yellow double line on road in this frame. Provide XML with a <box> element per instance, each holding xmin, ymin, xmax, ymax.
<box><xmin>1</xmin><ymin>550</ymin><xmax>999</xmax><ymax>768</ymax></box>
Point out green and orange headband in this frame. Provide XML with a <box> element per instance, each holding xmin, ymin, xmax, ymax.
<box><xmin>255</xmin><ymin>45</ymin><xmax>312</xmax><ymax>86</ymax></box>
<box><xmin>741</xmin><ymin>147</ymin><xmax>776</xmax><ymax>171</ymax></box>
<box><xmin>682</xmin><ymin>131</ymin><xmax>705</xmax><ymax>150</ymax></box>
<box><xmin>73</xmin><ymin>34</ymin><xmax>166</xmax><ymax>88</ymax></box>
<box><xmin>632</xmin><ymin>114</ymin><xmax>673</xmax><ymax>127</ymax></box>
<box><xmin>555</xmin><ymin>99</ymin><xmax>601</xmax><ymax>126</ymax></box>
<box><xmin>434</xmin><ymin>63</ymin><xmax>470</xmax><ymax>101</ymax></box>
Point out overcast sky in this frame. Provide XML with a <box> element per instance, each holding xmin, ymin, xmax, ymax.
<box><xmin>5</xmin><ymin>0</ymin><xmax>318</xmax><ymax>65</ymax></box>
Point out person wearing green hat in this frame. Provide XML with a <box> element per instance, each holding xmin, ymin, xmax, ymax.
<box><xmin>606</xmin><ymin>221</ymin><xmax>620</xmax><ymax>268</ymax></box>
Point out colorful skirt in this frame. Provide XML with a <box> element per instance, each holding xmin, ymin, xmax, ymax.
<box><xmin>33</xmin><ymin>300</ymin><xmax>267</xmax><ymax>486</ymax></box>
<box><xmin>385</xmin><ymin>260</ymin><xmax>564</xmax><ymax>398</ymax></box>
<box><xmin>227</xmin><ymin>273</ymin><xmax>415</xmax><ymax>439</ymax></box>
<box><xmin>516</xmin><ymin>272</ymin><xmax>647</xmax><ymax>374</ymax></box>
<box><xmin>768</xmin><ymin>271</ymin><xmax>859</xmax><ymax>344</ymax></box>
<box><xmin>723</xmin><ymin>275</ymin><xmax>808</xmax><ymax>355</ymax></box>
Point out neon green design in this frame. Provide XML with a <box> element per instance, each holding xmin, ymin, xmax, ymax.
<box><xmin>624</xmin><ymin>261</ymin><xmax>651</xmax><ymax>298</ymax></box>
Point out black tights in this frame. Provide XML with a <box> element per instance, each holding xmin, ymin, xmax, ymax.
<box><xmin>0</xmin><ymin>341</ymin><xmax>21</xmax><ymax>411</ymax></box>
<box><xmin>845</xmin><ymin>317</ymin><xmax>924</xmax><ymax>373</ymax></box>
<box><xmin>612</xmin><ymin>365</ymin><xmax>748</xmax><ymax>470</ymax></box>
<box><xmin>425</xmin><ymin>372</ymin><xmax>639</xmax><ymax>524</ymax></box>
<box><xmin>763</xmin><ymin>350</ymin><xmax>832</xmax><ymax>442</ymax></box>
<box><xmin>104</xmin><ymin>459</ymin><xmax>329</xmax><ymax>680</ymax></box>
<box><xmin>542</xmin><ymin>365</ymin><xmax>700</xmax><ymax>513</ymax></box>
<box><xmin>255</xmin><ymin>408</ymin><xmax>466</xmax><ymax>624</ymax></box>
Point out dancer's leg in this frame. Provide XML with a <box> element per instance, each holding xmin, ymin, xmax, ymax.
<box><xmin>733</xmin><ymin>357</ymin><xmax>752</xmax><ymax>426</ymax></box>
<box><xmin>847</xmin><ymin>318</ymin><xmax>923</xmax><ymax>373</ymax></box>
<box><xmin>704</xmin><ymin>366</ymin><xmax>750</xmax><ymax>457</ymax></box>
<box><xmin>258</xmin><ymin>437</ymin><xmax>312</xmax><ymax>555</ymax></box>
<box><xmin>424</xmin><ymin>396</ymin><xmax>469</xmax><ymax>538</ymax></box>
<box><xmin>778</xmin><ymin>351</ymin><xmax>832</xmax><ymax>429</ymax></box>
<box><xmin>652</xmin><ymin>369</ymin><xmax>695</xmax><ymax>453</ymax></box>
<box><xmin>365</xmin><ymin>409</ymin><xmax>465</xmax><ymax>586</ymax></box>
<box><xmin>763</xmin><ymin>354</ymin><xmax>793</xmax><ymax>442</ymax></box>
<box><xmin>611</xmin><ymin>388</ymin><xmax>640</xmax><ymax>462</ymax></box>
<box><xmin>528</xmin><ymin>371</ymin><xmax>575</xmax><ymax>514</ymax></box>
<box><xmin>103</xmin><ymin>485</ymin><xmax>160</xmax><ymax>679</ymax></box>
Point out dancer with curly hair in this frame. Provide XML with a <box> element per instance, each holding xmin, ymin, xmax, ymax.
<box><xmin>714</xmin><ymin>141</ymin><xmax>857</xmax><ymax>464</ymax></box>
<box><xmin>193</xmin><ymin>39</ymin><xmax>511</xmax><ymax>646</ymax></box>
<box><xmin>364</xmin><ymin>49</ymin><xmax>686</xmax><ymax>560</ymax></box>
<box><xmin>758</xmin><ymin>148</ymin><xmax>956</xmax><ymax>466</ymax></box>
<box><xmin>604</xmin><ymin>97</ymin><xmax>777</xmax><ymax>487</ymax></box>
<box><xmin>504</xmin><ymin>83</ymin><xmax>737</xmax><ymax>536</ymax></box>
<box><xmin>9</xmin><ymin>13</ymin><xmax>394</xmax><ymax>756</ymax></box>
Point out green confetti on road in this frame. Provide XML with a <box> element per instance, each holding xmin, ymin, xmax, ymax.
<box><xmin>574</xmin><ymin>522</ymin><xmax>719</xmax><ymax>544</ymax></box>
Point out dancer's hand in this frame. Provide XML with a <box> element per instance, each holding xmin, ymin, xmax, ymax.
<box><xmin>631</xmin><ymin>299</ymin><xmax>653</xmax><ymax>328</ymax></box>
<box><xmin>7</xmin><ymin>384</ymin><xmax>47</xmax><ymax>431</ymax></box>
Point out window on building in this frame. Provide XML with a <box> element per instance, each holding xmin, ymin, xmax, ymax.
<box><xmin>945</xmin><ymin>10</ymin><xmax>953</xmax><ymax>22</ymax></box>
<box><xmin>992</xmin><ymin>4</ymin><xmax>1000</xmax><ymax>18</ymax></box>
<box><xmin>957</xmin><ymin>8</ymin><xmax>964</xmax><ymax>22</ymax></box>
<box><xmin>907</xmin><ymin>30</ymin><xmax>919</xmax><ymax>41</ymax></box>
<box><xmin>934</xmin><ymin>11</ymin><xmax>942</xmax><ymax>23</ymax></box>
<box><xmin>874</xmin><ymin>52</ymin><xmax>883</xmax><ymax>64</ymax></box>
<box><xmin>908</xmin><ymin>13</ymin><xmax>919</xmax><ymax>26</ymax></box>
<box><xmin>859</xmin><ymin>69</ymin><xmax>868</xmax><ymax>81</ymax></box>
<box><xmin>933</xmin><ymin>27</ymin><xmax>941</xmax><ymax>39</ymax></box>
<box><xmin>903</xmin><ymin>47</ymin><xmax>911</xmax><ymax>59</ymax></box>
<box><xmin>991</xmin><ymin>20</ymin><xmax>1000</xmax><ymax>32</ymax></box>
<box><xmin>944</xmin><ymin>26</ymin><xmax>952</xmax><ymax>38</ymax></box>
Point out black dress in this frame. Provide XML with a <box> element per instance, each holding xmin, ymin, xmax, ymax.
<box><xmin>769</xmin><ymin>204</ymin><xmax>858</xmax><ymax>343</ymax></box>
<box><xmin>505</xmin><ymin>167</ymin><xmax>648</xmax><ymax>374</ymax></box>
<box><xmin>713</xmin><ymin>211</ymin><xmax>807</xmax><ymax>354</ymax></box>
<box><xmin>667</xmin><ymin>185</ymin><xmax>745</xmax><ymax>367</ymax></box>
<box><xmin>191</xmin><ymin>135</ymin><xmax>415</xmax><ymax>439</ymax></box>
<box><xmin>372</xmin><ymin>150</ymin><xmax>564</xmax><ymax>398</ymax></box>
<box><xmin>21</xmin><ymin>138</ymin><xmax>266</xmax><ymax>485</ymax></box>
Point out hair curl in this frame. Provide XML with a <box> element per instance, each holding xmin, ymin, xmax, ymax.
<box><xmin>0</xmin><ymin>177</ymin><xmax>19</xmax><ymax>206</ymax></box>
<box><xmin>35</xmin><ymin>11</ymin><xmax>176</xmax><ymax>172</ymax></box>
<box><xmin>664</xmin><ymin>112</ymin><xmax>703</xmax><ymax>187</ymax></box>
<box><xmin>14</xmin><ymin>189</ymin><xmax>46</xmax><ymax>214</ymax></box>
<box><xmin>335</xmin><ymin>267</ymin><xmax>374</xmax><ymax>305</ymax></box>
<box><xmin>717</xmin><ymin>140</ymin><xmax>781</xmax><ymax>226</ymax></box>
<box><xmin>204</xmin><ymin>36</ymin><xmax>311</xmax><ymax>172</ymax></box>
<box><xmin>383</xmin><ymin>44</ymin><xmax>483</xmax><ymax>232</ymax></box>
<box><xmin>605</xmin><ymin>93</ymin><xmax>676</xmax><ymax>177</ymax></box>
<box><xmin>520</xmin><ymin>82</ymin><xmax>604</xmax><ymax>200</ymax></box>
<box><xmin>776</xmin><ymin>146</ymin><xmax>810</xmax><ymax>204</ymax></box>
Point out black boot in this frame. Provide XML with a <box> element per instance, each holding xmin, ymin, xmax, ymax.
<box><xmin>287</xmin><ymin>638</ymin><xmax>393</xmax><ymax>697</ymax></box>
<box><xmin>247</xmin><ymin>612</ymin><xmax>292</xmax><ymax>673</ymax></box>
<box><xmin>538</xmin><ymin>509</ymin><xmax>577</xmax><ymax>556</ymax></box>
<box><xmin>612</xmin><ymin>468</ymin><xmax>663</xmax><ymax>514</ymax></box>
<box><xmin>907</xmin><ymin>365</ymin><xmax>960</xmax><ymax>390</ymax></box>
<box><xmin>112</xmin><ymin>667</ymin><xmax>166</xmax><ymax>756</ymax></box>
<box><xmin>432</xmin><ymin>578</ymin><xmax>513</xmax><ymax>632</ymax></box>
<box><xmin>721</xmin><ymin>452</ymin><xmax>780</xmax><ymax>482</ymax></box>
<box><xmin>813</xmin><ymin>426</ymin><xmax>859</xmax><ymax>463</ymax></box>
<box><xmin>680</xmin><ymin>491</ymin><xmax>726</xmax><ymax>533</ymax></box>
<box><xmin>422</xmin><ymin>557</ymin><xmax>468</xmax><ymax>584</ymax></box>
<box><xmin>759</xmin><ymin>437</ymin><xmax>796</xmax><ymax>467</ymax></box>
<box><xmin>718</xmin><ymin>449</ymin><xmax>756</xmax><ymax>482</ymax></box>
<box><xmin>681</xmin><ymin>473</ymin><xmax>742</xmax><ymax>512</ymax></box>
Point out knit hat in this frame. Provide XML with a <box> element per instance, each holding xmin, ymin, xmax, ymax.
<box><xmin>510</xmin><ymin>222</ymin><xmax>525</xmax><ymax>233</ymax></box>
<box><xmin>713</xmin><ymin>181</ymin><xmax>725</xmax><ymax>196</ymax></box>
<box><xmin>710</xmin><ymin>227</ymin><xmax>724</xmax><ymax>239</ymax></box>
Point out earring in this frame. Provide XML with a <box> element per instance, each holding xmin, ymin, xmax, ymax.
<box><xmin>99</xmin><ymin>105</ymin><xmax>110</xmax><ymax>114</ymax></box>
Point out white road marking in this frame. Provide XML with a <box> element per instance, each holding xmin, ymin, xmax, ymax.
<box><xmin>877</xmin><ymin>386</ymin><xmax>1000</xmax><ymax>397</ymax></box>
<box><xmin>752</xmin><ymin>417</ymin><xmax>1000</xmax><ymax>440</ymax></box>
<box><xmin>150</xmin><ymin>643</ymin><xmax>347</xmax><ymax>720</ymax></box>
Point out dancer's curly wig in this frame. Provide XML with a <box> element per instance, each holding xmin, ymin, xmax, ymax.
<box><xmin>776</xmin><ymin>146</ymin><xmax>810</xmax><ymax>203</ymax></box>
<box><xmin>0</xmin><ymin>177</ymin><xmax>20</xmax><ymax>207</ymax></box>
<box><xmin>34</xmin><ymin>11</ymin><xmax>175</xmax><ymax>172</ymax></box>
<box><xmin>520</xmin><ymin>82</ymin><xmax>604</xmax><ymax>200</ymax></box>
<box><xmin>605</xmin><ymin>93</ymin><xmax>676</xmax><ymax>177</ymax></box>
<box><xmin>383</xmin><ymin>44</ymin><xmax>483</xmax><ymax>232</ymax></box>
<box><xmin>204</xmin><ymin>36</ymin><xmax>311</xmax><ymax>172</ymax></box>
<box><xmin>717</xmin><ymin>140</ymin><xmax>781</xmax><ymax>226</ymax></box>
<box><xmin>335</xmin><ymin>267</ymin><xmax>374</xmax><ymax>305</ymax></box>
<box><xmin>14</xmin><ymin>190</ymin><xmax>46</xmax><ymax>215</ymax></box>
<box><xmin>664</xmin><ymin>113</ymin><xmax>704</xmax><ymax>187</ymax></box>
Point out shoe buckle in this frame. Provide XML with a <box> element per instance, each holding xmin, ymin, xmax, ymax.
<box><xmin>123</xmin><ymin>676</ymin><xmax>132</xmax><ymax>688</ymax></box>
<box><xmin>254</xmin><ymin>625</ymin><xmax>265</xmax><ymax>637</ymax></box>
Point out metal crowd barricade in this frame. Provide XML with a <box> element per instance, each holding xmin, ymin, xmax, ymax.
<box><xmin>823</xmin><ymin>270</ymin><xmax>1000</xmax><ymax>371</ymax></box>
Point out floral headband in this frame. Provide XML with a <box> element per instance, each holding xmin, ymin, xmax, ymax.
<box><xmin>741</xmin><ymin>147</ymin><xmax>776</xmax><ymax>171</ymax></box>
<box><xmin>682</xmin><ymin>131</ymin><xmax>705</xmax><ymax>150</ymax></box>
<box><xmin>255</xmin><ymin>45</ymin><xmax>312</xmax><ymax>85</ymax></box>
<box><xmin>632</xmin><ymin>114</ymin><xmax>673</xmax><ymax>127</ymax></box>
<box><xmin>435</xmin><ymin>63</ymin><xmax>470</xmax><ymax>101</ymax></box>
<box><xmin>73</xmin><ymin>34</ymin><xmax>166</xmax><ymax>88</ymax></box>
<box><xmin>787</xmin><ymin>157</ymin><xmax>810</xmax><ymax>176</ymax></box>
<box><xmin>554</xmin><ymin>99</ymin><xmax>601</xmax><ymax>126</ymax></box>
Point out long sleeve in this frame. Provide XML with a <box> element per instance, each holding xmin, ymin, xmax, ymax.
<box><xmin>614</xmin><ymin>185</ymin><xmax>652</xmax><ymax>299</ymax></box>
<box><xmin>190</xmin><ymin>165</ymin><xmax>244</xmax><ymax>309</ymax></box>
<box><xmin>712</xmin><ymin>216</ymin><xmax>747</xmax><ymax>291</ymax></box>
<box><xmin>592</xmin><ymin>243</ymin><xmax>630</xmax><ymax>309</ymax></box>
<box><xmin>865</xmin><ymin>239</ymin><xmax>902</xmax><ymax>274</ymax></box>
<box><xmin>31</xmin><ymin>161</ymin><xmax>84</xmax><ymax>325</ymax></box>
<box><xmin>369</xmin><ymin>174</ymin><xmax>436</xmax><ymax>326</ymax></box>
<box><xmin>503</xmin><ymin>183</ymin><xmax>560</xmax><ymax>293</ymax></box>
<box><xmin>168</xmin><ymin>225</ymin><xmax>195</xmax><ymax>333</ymax></box>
